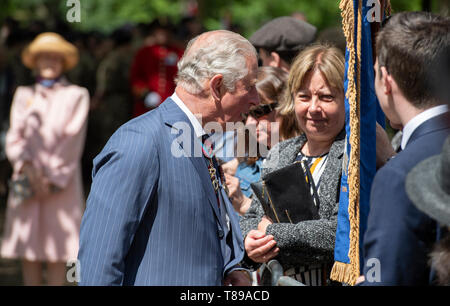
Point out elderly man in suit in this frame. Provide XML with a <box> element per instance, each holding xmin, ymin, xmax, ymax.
<box><xmin>360</xmin><ymin>12</ymin><xmax>450</xmax><ymax>285</ymax></box>
<box><xmin>77</xmin><ymin>30</ymin><xmax>259</xmax><ymax>285</ymax></box>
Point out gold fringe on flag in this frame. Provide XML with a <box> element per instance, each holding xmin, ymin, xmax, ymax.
<box><xmin>330</xmin><ymin>0</ymin><xmax>363</xmax><ymax>286</ymax></box>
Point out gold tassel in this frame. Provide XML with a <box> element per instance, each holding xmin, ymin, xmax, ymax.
<box><xmin>330</xmin><ymin>262</ymin><xmax>355</xmax><ymax>285</ymax></box>
<box><xmin>330</xmin><ymin>0</ymin><xmax>363</xmax><ymax>286</ymax></box>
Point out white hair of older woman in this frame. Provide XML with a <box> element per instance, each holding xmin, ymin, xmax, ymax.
<box><xmin>175</xmin><ymin>30</ymin><xmax>257</xmax><ymax>95</ymax></box>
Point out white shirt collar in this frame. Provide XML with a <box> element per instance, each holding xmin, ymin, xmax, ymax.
<box><xmin>171</xmin><ymin>92</ymin><xmax>206</xmax><ymax>139</ymax></box>
<box><xmin>401</xmin><ymin>104</ymin><xmax>449</xmax><ymax>150</ymax></box>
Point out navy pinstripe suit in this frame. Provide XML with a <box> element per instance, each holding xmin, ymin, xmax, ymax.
<box><xmin>77</xmin><ymin>98</ymin><xmax>245</xmax><ymax>285</ymax></box>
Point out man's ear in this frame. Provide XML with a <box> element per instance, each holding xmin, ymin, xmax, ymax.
<box><xmin>380</xmin><ymin>66</ymin><xmax>393</xmax><ymax>95</ymax></box>
<box><xmin>209</xmin><ymin>74</ymin><xmax>223</xmax><ymax>102</ymax></box>
<box><xmin>270</xmin><ymin>52</ymin><xmax>281</xmax><ymax>68</ymax></box>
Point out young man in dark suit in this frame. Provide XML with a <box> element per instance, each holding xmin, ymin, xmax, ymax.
<box><xmin>360</xmin><ymin>12</ymin><xmax>450</xmax><ymax>285</ymax></box>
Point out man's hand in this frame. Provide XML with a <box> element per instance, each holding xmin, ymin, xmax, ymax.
<box><xmin>244</xmin><ymin>230</ymin><xmax>279</xmax><ymax>263</ymax></box>
<box><xmin>223</xmin><ymin>270</ymin><xmax>252</xmax><ymax>286</ymax></box>
<box><xmin>257</xmin><ymin>215</ymin><xmax>273</xmax><ymax>234</ymax></box>
<box><xmin>356</xmin><ymin>275</ymin><xmax>365</xmax><ymax>285</ymax></box>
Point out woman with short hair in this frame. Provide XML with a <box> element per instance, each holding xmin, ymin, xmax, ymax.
<box><xmin>224</xmin><ymin>66</ymin><xmax>299</xmax><ymax>216</ymax></box>
<box><xmin>240</xmin><ymin>44</ymin><xmax>346</xmax><ymax>286</ymax></box>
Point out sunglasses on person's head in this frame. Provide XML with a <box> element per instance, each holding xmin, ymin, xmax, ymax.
<box><xmin>241</xmin><ymin>102</ymin><xmax>278</xmax><ymax>121</ymax></box>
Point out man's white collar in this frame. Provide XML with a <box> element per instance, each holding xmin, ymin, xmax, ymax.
<box><xmin>401</xmin><ymin>104</ymin><xmax>449</xmax><ymax>150</ymax></box>
<box><xmin>171</xmin><ymin>92</ymin><xmax>206</xmax><ymax>139</ymax></box>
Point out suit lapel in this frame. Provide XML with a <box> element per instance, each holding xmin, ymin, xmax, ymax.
<box><xmin>161</xmin><ymin>99</ymin><xmax>222</xmax><ymax>223</ymax></box>
<box><xmin>220</xmin><ymin>187</ymin><xmax>243</xmax><ymax>244</ymax></box>
<box><xmin>219</xmin><ymin>186</ymin><xmax>245</xmax><ymax>273</ymax></box>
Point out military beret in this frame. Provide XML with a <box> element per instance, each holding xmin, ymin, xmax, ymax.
<box><xmin>249</xmin><ymin>16</ymin><xmax>317</xmax><ymax>52</ymax></box>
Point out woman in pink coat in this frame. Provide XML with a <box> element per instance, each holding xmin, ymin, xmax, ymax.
<box><xmin>0</xmin><ymin>33</ymin><xmax>89</xmax><ymax>285</ymax></box>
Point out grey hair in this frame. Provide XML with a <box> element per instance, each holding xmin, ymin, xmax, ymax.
<box><xmin>175</xmin><ymin>30</ymin><xmax>257</xmax><ymax>94</ymax></box>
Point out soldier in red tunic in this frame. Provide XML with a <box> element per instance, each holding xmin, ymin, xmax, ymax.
<box><xmin>130</xmin><ymin>21</ymin><xmax>184</xmax><ymax>117</ymax></box>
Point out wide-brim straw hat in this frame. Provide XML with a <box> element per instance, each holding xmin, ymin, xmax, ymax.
<box><xmin>406</xmin><ymin>135</ymin><xmax>450</xmax><ymax>226</ymax></box>
<box><xmin>22</xmin><ymin>32</ymin><xmax>79</xmax><ymax>71</ymax></box>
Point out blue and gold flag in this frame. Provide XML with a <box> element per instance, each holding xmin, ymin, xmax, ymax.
<box><xmin>330</xmin><ymin>0</ymin><xmax>389</xmax><ymax>285</ymax></box>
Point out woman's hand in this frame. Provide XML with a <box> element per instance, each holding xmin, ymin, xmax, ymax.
<box><xmin>244</xmin><ymin>230</ymin><xmax>279</xmax><ymax>263</ymax></box>
<box><xmin>224</xmin><ymin>173</ymin><xmax>252</xmax><ymax>215</ymax></box>
<box><xmin>21</xmin><ymin>162</ymin><xmax>41</xmax><ymax>193</ymax></box>
<box><xmin>221</xmin><ymin>158</ymin><xmax>239</xmax><ymax>176</ymax></box>
<box><xmin>20</xmin><ymin>162</ymin><xmax>50</xmax><ymax>197</ymax></box>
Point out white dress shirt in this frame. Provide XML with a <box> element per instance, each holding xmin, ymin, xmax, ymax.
<box><xmin>401</xmin><ymin>104</ymin><xmax>449</xmax><ymax>150</ymax></box>
<box><xmin>171</xmin><ymin>93</ymin><xmax>231</xmax><ymax>229</ymax></box>
<box><xmin>171</xmin><ymin>92</ymin><xmax>206</xmax><ymax>139</ymax></box>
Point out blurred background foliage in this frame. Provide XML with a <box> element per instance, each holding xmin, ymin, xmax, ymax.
<box><xmin>1</xmin><ymin>0</ymin><xmax>448</xmax><ymax>37</ymax></box>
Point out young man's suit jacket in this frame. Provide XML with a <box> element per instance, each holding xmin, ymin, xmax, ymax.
<box><xmin>361</xmin><ymin>111</ymin><xmax>450</xmax><ymax>285</ymax></box>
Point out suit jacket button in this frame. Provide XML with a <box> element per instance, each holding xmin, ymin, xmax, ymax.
<box><xmin>218</xmin><ymin>229</ymin><xmax>224</xmax><ymax>239</ymax></box>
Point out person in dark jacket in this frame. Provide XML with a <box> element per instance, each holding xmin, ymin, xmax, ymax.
<box><xmin>360</xmin><ymin>12</ymin><xmax>450</xmax><ymax>286</ymax></box>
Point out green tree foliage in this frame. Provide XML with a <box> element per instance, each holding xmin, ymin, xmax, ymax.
<box><xmin>2</xmin><ymin>0</ymin><xmax>184</xmax><ymax>32</ymax></box>
<box><xmin>78</xmin><ymin>0</ymin><xmax>183</xmax><ymax>32</ymax></box>
<box><xmin>198</xmin><ymin>0</ymin><xmax>343</xmax><ymax>36</ymax></box>
<box><xmin>1</xmin><ymin>0</ymin><xmax>438</xmax><ymax>36</ymax></box>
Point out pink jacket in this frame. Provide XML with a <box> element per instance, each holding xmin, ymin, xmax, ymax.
<box><xmin>1</xmin><ymin>78</ymin><xmax>89</xmax><ymax>261</ymax></box>
<box><xmin>6</xmin><ymin>79</ymin><xmax>89</xmax><ymax>189</ymax></box>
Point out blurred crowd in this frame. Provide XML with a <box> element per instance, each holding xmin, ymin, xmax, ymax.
<box><xmin>0</xmin><ymin>12</ymin><xmax>348</xmax><ymax>286</ymax></box>
<box><xmin>0</xmin><ymin>16</ymin><xmax>208</xmax><ymax>196</ymax></box>
<box><xmin>1</xmin><ymin>7</ymin><xmax>448</xmax><ymax>288</ymax></box>
<box><xmin>0</xmin><ymin>15</ymin><xmax>209</xmax><ymax>285</ymax></box>
<box><xmin>0</xmin><ymin>13</ymin><xmax>345</xmax><ymax>199</ymax></box>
